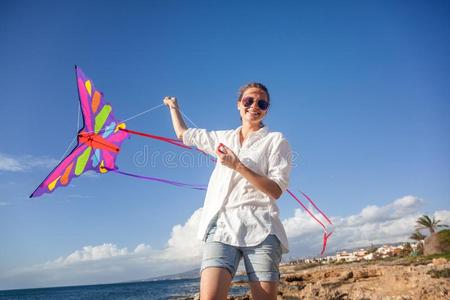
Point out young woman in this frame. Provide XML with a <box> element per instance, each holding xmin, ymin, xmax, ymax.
<box><xmin>164</xmin><ymin>83</ymin><xmax>292</xmax><ymax>300</ymax></box>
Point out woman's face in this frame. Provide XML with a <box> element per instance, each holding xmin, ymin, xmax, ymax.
<box><xmin>237</xmin><ymin>87</ymin><xmax>269</xmax><ymax>126</ymax></box>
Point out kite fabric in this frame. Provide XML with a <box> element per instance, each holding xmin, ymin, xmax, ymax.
<box><xmin>30</xmin><ymin>66</ymin><xmax>129</xmax><ymax>197</ymax></box>
<box><xmin>30</xmin><ymin>66</ymin><xmax>332</xmax><ymax>255</ymax></box>
<box><xmin>30</xmin><ymin>66</ymin><xmax>205</xmax><ymax>197</ymax></box>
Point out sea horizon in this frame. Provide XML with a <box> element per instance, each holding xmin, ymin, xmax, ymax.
<box><xmin>0</xmin><ymin>240</ymin><xmax>410</xmax><ymax>293</ymax></box>
<box><xmin>0</xmin><ymin>276</ymin><xmax>249</xmax><ymax>299</ymax></box>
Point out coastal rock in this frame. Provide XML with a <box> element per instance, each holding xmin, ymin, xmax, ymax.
<box><xmin>225</xmin><ymin>259</ymin><xmax>450</xmax><ymax>300</ymax></box>
<box><xmin>433</xmin><ymin>258</ymin><xmax>448</xmax><ymax>266</ymax></box>
<box><xmin>279</xmin><ymin>262</ymin><xmax>450</xmax><ymax>300</ymax></box>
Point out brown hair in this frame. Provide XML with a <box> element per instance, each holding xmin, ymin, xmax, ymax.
<box><xmin>237</xmin><ymin>82</ymin><xmax>270</xmax><ymax>103</ymax></box>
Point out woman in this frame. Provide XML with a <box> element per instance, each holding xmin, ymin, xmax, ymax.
<box><xmin>163</xmin><ymin>83</ymin><xmax>292</xmax><ymax>300</ymax></box>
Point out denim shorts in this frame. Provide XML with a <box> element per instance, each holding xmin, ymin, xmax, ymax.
<box><xmin>200</xmin><ymin>224</ymin><xmax>282</xmax><ymax>282</ymax></box>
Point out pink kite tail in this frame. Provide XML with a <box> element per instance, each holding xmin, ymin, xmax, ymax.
<box><xmin>287</xmin><ymin>189</ymin><xmax>327</xmax><ymax>230</ymax></box>
<box><xmin>300</xmin><ymin>191</ymin><xmax>333</xmax><ymax>225</ymax></box>
<box><xmin>120</xmin><ymin>128</ymin><xmax>217</xmax><ymax>161</ymax></box>
<box><xmin>321</xmin><ymin>231</ymin><xmax>333</xmax><ymax>256</ymax></box>
<box><xmin>287</xmin><ymin>189</ymin><xmax>332</xmax><ymax>256</ymax></box>
<box><xmin>196</xmin><ymin>148</ymin><xmax>217</xmax><ymax>163</ymax></box>
<box><xmin>120</xmin><ymin>128</ymin><xmax>192</xmax><ymax>149</ymax></box>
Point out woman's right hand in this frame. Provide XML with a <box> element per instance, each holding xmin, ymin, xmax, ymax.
<box><xmin>163</xmin><ymin>96</ymin><xmax>187</xmax><ymax>139</ymax></box>
<box><xmin>163</xmin><ymin>96</ymin><xmax>178</xmax><ymax>109</ymax></box>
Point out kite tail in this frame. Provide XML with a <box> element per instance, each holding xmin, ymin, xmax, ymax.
<box><xmin>120</xmin><ymin>128</ymin><xmax>217</xmax><ymax>162</ymax></box>
<box><xmin>119</xmin><ymin>128</ymin><xmax>192</xmax><ymax>149</ymax></box>
<box><xmin>107</xmin><ymin>168</ymin><xmax>207</xmax><ymax>191</ymax></box>
<box><xmin>286</xmin><ymin>189</ymin><xmax>333</xmax><ymax>256</ymax></box>
<box><xmin>322</xmin><ymin>232</ymin><xmax>333</xmax><ymax>256</ymax></box>
<box><xmin>196</xmin><ymin>148</ymin><xmax>217</xmax><ymax>162</ymax></box>
<box><xmin>300</xmin><ymin>191</ymin><xmax>333</xmax><ymax>225</ymax></box>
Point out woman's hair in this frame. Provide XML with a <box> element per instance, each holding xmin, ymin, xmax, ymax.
<box><xmin>237</xmin><ymin>82</ymin><xmax>270</xmax><ymax>103</ymax></box>
<box><xmin>237</xmin><ymin>83</ymin><xmax>270</xmax><ymax>127</ymax></box>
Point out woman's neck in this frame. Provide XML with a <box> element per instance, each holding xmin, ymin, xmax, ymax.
<box><xmin>240</xmin><ymin>122</ymin><xmax>262</xmax><ymax>143</ymax></box>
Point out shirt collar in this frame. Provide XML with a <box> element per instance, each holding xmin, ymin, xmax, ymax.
<box><xmin>235</xmin><ymin>125</ymin><xmax>270</xmax><ymax>145</ymax></box>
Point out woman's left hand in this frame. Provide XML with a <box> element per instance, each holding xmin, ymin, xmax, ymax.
<box><xmin>216</xmin><ymin>143</ymin><xmax>241</xmax><ymax>170</ymax></box>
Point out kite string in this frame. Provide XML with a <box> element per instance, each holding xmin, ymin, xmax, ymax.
<box><xmin>107</xmin><ymin>168</ymin><xmax>207</xmax><ymax>191</ymax></box>
<box><xmin>121</xmin><ymin>103</ymin><xmax>165</xmax><ymax>123</ymax></box>
<box><xmin>65</xmin><ymin>102</ymin><xmax>196</xmax><ymax>156</ymax></box>
<box><xmin>75</xmin><ymin>102</ymin><xmax>165</xmax><ymax>135</ymax></box>
<box><xmin>175</xmin><ymin>106</ymin><xmax>218</xmax><ymax>159</ymax></box>
<box><xmin>121</xmin><ymin>103</ymin><xmax>215</xmax><ymax>159</ymax></box>
<box><xmin>58</xmin><ymin>136</ymin><xmax>77</xmax><ymax>162</ymax></box>
<box><xmin>178</xmin><ymin>108</ymin><xmax>200</xmax><ymax>128</ymax></box>
<box><xmin>123</xmin><ymin>101</ymin><xmax>200</xmax><ymax>129</ymax></box>
<box><xmin>75</xmin><ymin>101</ymin><xmax>197</xmax><ymax>137</ymax></box>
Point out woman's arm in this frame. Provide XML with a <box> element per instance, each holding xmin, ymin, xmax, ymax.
<box><xmin>165</xmin><ymin>97</ymin><xmax>222</xmax><ymax>155</ymax></box>
<box><xmin>163</xmin><ymin>96</ymin><xmax>188</xmax><ymax>139</ymax></box>
<box><xmin>216</xmin><ymin>144</ymin><xmax>283</xmax><ymax>200</ymax></box>
<box><xmin>236</xmin><ymin>162</ymin><xmax>283</xmax><ymax>200</ymax></box>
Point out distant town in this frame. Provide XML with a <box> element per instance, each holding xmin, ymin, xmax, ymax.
<box><xmin>284</xmin><ymin>242</ymin><xmax>421</xmax><ymax>265</ymax></box>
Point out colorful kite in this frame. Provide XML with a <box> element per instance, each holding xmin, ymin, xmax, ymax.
<box><xmin>30</xmin><ymin>66</ymin><xmax>332</xmax><ymax>255</ymax></box>
<box><xmin>30</xmin><ymin>67</ymin><xmax>129</xmax><ymax>197</ymax></box>
<box><xmin>30</xmin><ymin>66</ymin><xmax>205</xmax><ymax>198</ymax></box>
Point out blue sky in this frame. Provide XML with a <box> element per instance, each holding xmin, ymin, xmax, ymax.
<box><xmin>1</xmin><ymin>0</ymin><xmax>449</xmax><ymax>290</ymax></box>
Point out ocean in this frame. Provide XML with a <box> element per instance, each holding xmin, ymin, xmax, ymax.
<box><xmin>0</xmin><ymin>277</ymin><xmax>249</xmax><ymax>300</ymax></box>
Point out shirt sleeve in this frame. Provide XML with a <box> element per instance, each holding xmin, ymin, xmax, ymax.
<box><xmin>182</xmin><ymin>128</ymin><xmax>222</xmax><ymax>156</ymax></box>
<box><xmin>267</xmin><ymin>137</ymin><xmax>292</xmax><ymax>194</ymax></box>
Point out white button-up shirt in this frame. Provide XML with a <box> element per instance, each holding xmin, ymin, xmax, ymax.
<box><xmin>183</xmin><ymin>126</ymin><xmax>292</xmax><ymax>253</ymax></box>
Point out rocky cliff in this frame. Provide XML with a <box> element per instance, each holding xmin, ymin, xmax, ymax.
<box><xmin>229</xmin><ymin>257</ymin><xmax>450</xmax><ymax>300</ymax></box>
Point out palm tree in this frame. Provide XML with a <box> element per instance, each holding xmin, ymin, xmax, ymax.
<box><xmin>415</xmin><ymin>215</ymin><xmax>448</xmax><ymax>235</ymax></box>
<box><xmin>409</xmin><ymin>230</ymin><xmax>426</xmax><ymax>242</ymax></box>
<box><xmin>409</xmin><ymin>230</ymin><xmax>426</xmax><ymax>255</ymax></box>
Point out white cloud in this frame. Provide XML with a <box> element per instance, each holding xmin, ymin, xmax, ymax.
<box><xmin>53</xmin><ymin>243</ymin><xmax>129</xmax><ymax>265</ymax></box>
<box><xmin>345</xmin><ymin>195</ymin><xmax>423</xmax><ymax>226</ymax></box>
<box><xmin>134</xmin><ymin>243</ymin><xmax>153</xmax><ymax>254</ymax></box>
<box><xmin>433</xmin><ymin>210</ymin><xmax>450</xmax><ymax>228</ymax></box>
<box><xmin>1</xmin><ymin>196</ymin><xmax>449</xmax><ymax>290</ymax></box>
<box><xmin>283</xmin><ymin>195</ymin><xmax>450</xmax><ymax>258</ymax></box>
<box><xmin>0</xmin><ymin>209</ymin><xmax>204</xmax><ymax>290</ymax></box>
<box><xmin>158</xmin><ymin>208</ymin><xmax>203</xmax><ymax>261</ymax></box>
<box><xmin>0</xmin><ymin>152</ymin><xmax>58</xmax><ymax>172</ymax></box>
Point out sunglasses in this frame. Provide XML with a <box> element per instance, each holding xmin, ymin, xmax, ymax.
<box><xmin>241</xmin><ymin>96</ymin><xmax>270</xmax><ymax>111</ymax></box>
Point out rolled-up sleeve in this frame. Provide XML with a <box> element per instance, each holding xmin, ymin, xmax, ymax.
<box><xmin>182</xmin><ymin>128</ymin><xmax>222</xmax><ymax>156</ymax></box>
<box><xmin>267</xmin><ymin>138</ymin><xmax>292</xmax><ymax>193</ymax></box>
